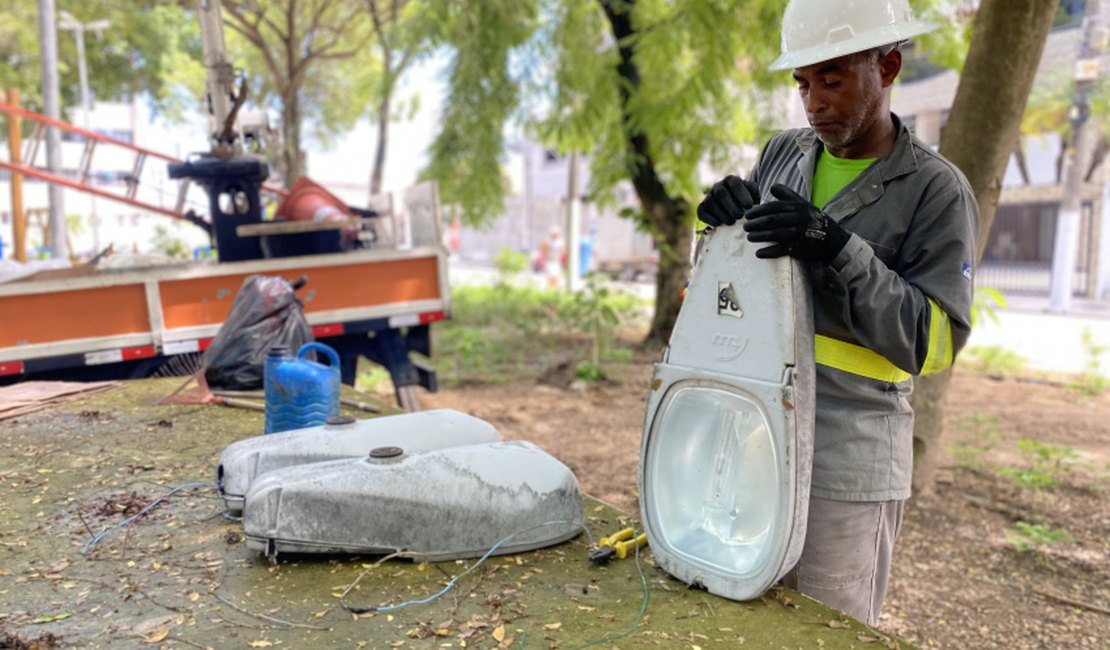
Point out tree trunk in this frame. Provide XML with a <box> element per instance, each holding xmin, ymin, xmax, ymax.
<box><xmin>600</xmin><ymin>0</ymin><xmax>690</xmax><ymax>345</ymax></box>
<box><xmin>1085</xmin><ymin>137</ymin><xmax>1108</xmax><ymax>183</ymax></box>
<box><xmin>910</xmin><ymin>0</ymin><xmax>1059</xmax><ymax>497</ymax></box>
<box><xmin>282</xmin><ymin>92</ymin><xmax>305</xmax><ymax>185</ymax></box>
<box><xmin>648</xmin><ymin>202</ymin><xmax>693</xmax><ymax>345</ymax></box>
<box><xmin>370</xmin><ymin>89</ymin><xmax>391</xmax><ymax>196</ymax></box>
<box><xmin>1014</xmin><ymin>142</ymin><xmax>1031</xmax><ymax>185</ymax></box>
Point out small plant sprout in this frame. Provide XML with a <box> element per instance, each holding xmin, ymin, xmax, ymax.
<box><xmin>559</xmin><ymin>276</ymin><xmax>625</xmax><ymax>384</ymax></box>
<box><xmin>962</xmin><ymin>345</ymin><xmax>1026</xmax><ymax>378</ymax></box>
<box><xmin>1071</xmin><ymin>327</ymin><xmax>1108</xmax><ymax>397</ymax></box>
<box><xmin>999</xmin><ymin>438</ymin><xmax>1080</xmax><ymax>490</ymax></box>
<box><xmin>947</xmin><ymin>413</ymin><xmax>1000</xmax><ymax>472</ymax></box>
<box><xmin>1005</xmin><ymin>521</ymin><xmax>1073</xmax><ymax>553</ymax></box>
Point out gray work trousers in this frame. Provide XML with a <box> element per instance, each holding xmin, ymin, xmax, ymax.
<box><xmin>783</xmin><ymin>497</ymin><xmax>905</xmax><ymax>626</ymax></box>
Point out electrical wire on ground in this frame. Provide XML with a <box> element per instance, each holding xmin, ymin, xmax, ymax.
<box><xmin>339</xmin><ymin>520</ymin><xmax>595</xmax><ymax>615</ymax></box>
<box><xmin>338</xmin><ymin>519</ymin><xmax>652</xmax><ymax>648</ymax></box>
<box><xmin>81</xmin><ymin>481</ymin><xmax>217</xmax><ymax>555</ymax></box>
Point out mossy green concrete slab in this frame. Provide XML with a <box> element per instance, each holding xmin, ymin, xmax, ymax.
<box><xmin>0</xmin><ymin>379</ymin><xmax>912</xmax><ymax>648</ymax></box>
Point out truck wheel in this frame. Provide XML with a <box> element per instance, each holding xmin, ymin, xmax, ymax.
<box><xmin>397</xmin><ymin>384</ymin><xmax>422</xmax><ymax>412</ymax></box>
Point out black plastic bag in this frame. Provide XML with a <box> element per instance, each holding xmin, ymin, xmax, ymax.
<box><xmin>203</xmin><ymin>275</ymin><xmax>312</xmax><ymax>390</ymax></box>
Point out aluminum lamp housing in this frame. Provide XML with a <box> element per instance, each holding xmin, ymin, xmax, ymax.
<box><xmin>639</xmin><ymin>224</ymin><xmax>815</xmax><ymax>601</ymax></box>
<box><xmin>217</xmin><ymin>409</ymin><xmax>501</xmax><ymax>513</ymax></box>
<box><xmin>242</xmin><ymin>441</ymin><xmax>584</xmax><ymax>562</ymax></box>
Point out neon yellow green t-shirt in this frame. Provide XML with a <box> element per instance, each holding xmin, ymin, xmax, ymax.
<box><xmin>811</xmin><ymin>149</ymin><xmax>875</xmax><ymax>208</ymax></box>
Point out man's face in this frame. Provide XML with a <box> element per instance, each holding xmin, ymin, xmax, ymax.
<box><xmin>791</xmin><ymin>50</ymin><xmax>898</xmax><ymax>158</ymax></box>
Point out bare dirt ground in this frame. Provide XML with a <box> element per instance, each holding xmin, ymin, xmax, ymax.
<box><xmin>423</xmin><ymin>353</ymin><xmax>1110</xmax><ymax>650</ymax></box>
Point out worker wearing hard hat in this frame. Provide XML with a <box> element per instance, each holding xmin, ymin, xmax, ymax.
<box><xmin>697</xmin><ymin>0</ymin><xmax>978</xmax><ymax>626</ymax></box>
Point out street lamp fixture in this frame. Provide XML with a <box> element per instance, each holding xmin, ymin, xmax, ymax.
<box><xmin>58</xmin><ymin>10</ymin><xmax>111</xmax><ymax>254</ymax></box>
<box><xmin>57</xmin><ymin>11</ymin><xmax>110</xmax><ymax>127</ymax></box>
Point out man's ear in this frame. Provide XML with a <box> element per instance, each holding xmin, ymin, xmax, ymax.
<box><xmin>879</xmin><ymin>48</ymin><xmax>902</xmax><ymax>87</ymax></box>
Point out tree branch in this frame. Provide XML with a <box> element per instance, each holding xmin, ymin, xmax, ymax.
<box><xmin>222</xmin><ymin>3</ymin><xmax>286</xmax><ymax>91</ymax></box>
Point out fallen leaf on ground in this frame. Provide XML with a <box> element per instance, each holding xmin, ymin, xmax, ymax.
<box><xmin>247</xmin><ymin>640</ymin><xmax>274</xmax><ymax>648</ymax></box>
<box><xmin>543</xmin><ymin>622</ymin><xmax>562</xmax><ymax>630</ymax></box>
<box><xmin>31</xmin><ymin>611</ymin><xmax>74</xmax><ymax>624</ymax></box>
<box><xmin>142</xmin><ymin>628</ymin><xmax>170</xmax><ymax>644</ymax></box>
<box><xmin>492</xmin><ymin>625</ymin><xmax>505</xmax><ymax>642</ymax></box>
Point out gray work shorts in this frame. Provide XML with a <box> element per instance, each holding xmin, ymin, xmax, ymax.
<box><xmin>783</xmin><ymin>497</ymin><xmax>905</xmax><ymax>626</ymax></box>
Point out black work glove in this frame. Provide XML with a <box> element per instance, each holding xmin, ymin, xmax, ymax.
<box><xmin>696</xmin><ymin>175</ymin><xmax>760</xmax><ymax>227</ymax></box>
<box><xmin>743</xmin><ymin>184</ymin><xmax>851</xmax><ymax>263</ymax></box>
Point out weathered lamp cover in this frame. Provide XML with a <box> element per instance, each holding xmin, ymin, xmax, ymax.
<box><xmin>639</xmin><ymin>224</ymin><xmax>815</xmax><ymax>601</ymax></box>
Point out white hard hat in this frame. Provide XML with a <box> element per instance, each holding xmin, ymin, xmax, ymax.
<box><xmin>769</xmin><ymin>0</ymin><xmax>936</xmax><ymax>71</ymax></box>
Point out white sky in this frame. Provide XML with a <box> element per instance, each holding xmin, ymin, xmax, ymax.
<box><xmin>305</xmin><ymin>54</ymin><xmax>449</xmax><ymax>204</ymax></box>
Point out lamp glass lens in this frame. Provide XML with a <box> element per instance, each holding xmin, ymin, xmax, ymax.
<box><xmin>647</xmin><ymin>384</ymin><xmax>779</xmax><ymax>577</ymax></box>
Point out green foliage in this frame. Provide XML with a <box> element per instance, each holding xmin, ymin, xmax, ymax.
<box><xmin>65</xmin><ymin>213</ymin><xmax>85</xmax><ymax>238</ymax></box>
<box><xmin>961</xmin><ymin>345</ymin><xmax>1026</xmax><ymax>378</ymax></box>
<box><xmin>421</xmin><ymin>0</ymin><xmax>539</xmax><ymax>224</ymax></box>
<box><xmin>493</xmin><ymin>246</ymin><xmax>529</xmax><ymax>282</ymax></box>
<box><xmin>999</xmin><ymin>438</ymin><xmax>1079</xmax><ymax>490</ymax></box>
<box><xmin>947</xmin><ymin>413</ymin><xmax>999</xmax><ymax>472</ymax></box>
<box><xmin>557</xmin><ymin>276</ymin><xmax>623</xmax><ymax>380</ymax></box>
<box><xmin>436</xmin><ymin>283</ymin><xmax>565</xmax><ymax>384</ymax></box>
<box><xmin>151</xmin><ymin>224</ymin><xmax>189</xmax><ymax>259</ymax></box>
<box><xmin>564</xmin><ymin>1</ymin><xmax>786</xmax><ymax>205</ymax></box>
<box><xmin>1071</xmin><ymin>327</ymin><xmax>1108</xmax><ymax>397</ymax></box>
<box><xmin>970</xmin><ymin>287</ymin><xmax>1006</xmax><ymax>328</ymax></box>
<box><xmin>0</xmin><ymin>1</ymin><xmax>202</xmax><ymax>119</ymax></box>
<box><xmin>1019</xmin><ymin>69</ymin><xmax>1109</xmax><ymax>185</ymax></box>
<box><xmin>435</xmin><ymin>279</ymin><xmax>645</xmax><ymax>387</ymax></box>
<box><xmin>912</xmin><ymin>0</ymin><xmax>975</xmax><ymax>71</ymax></box>
<box><xmin>355</xmin><ymin>364</ymin><xmax>392</xmax><ymax>394</ymax></box>
<box><xmin>604</xmin><ymin>347</ymin><xmax>634</xmax><ymax>364</ymax></box>
<box><xmin>1023</xmin><ymin>71</ymin><xmax>1109</xmax><ymax>141</ymax></box>
<box><xmin>1005</xmin><ymin>521</ymin><xmax>1073</xmax><ymax>553</ymax></box>
<box><xmin>574</xmin><ymin>360</ymin><xmax>604</xmax><ymax>383</ymax></box>
<box><xmin>420</xmin><ymin>0</ymin><xmax>791</xmax><ymax>227</ymax></box>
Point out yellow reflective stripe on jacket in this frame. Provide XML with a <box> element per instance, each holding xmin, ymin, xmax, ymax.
<box><xmin>815</xmin><ymin>299</ymin><xmax>955</xmax><ymax>382</ymax></box>
<box><xmin>815</xmin><ymin>335</ymin><xmax>911</xmax><ymax>383</ymax></box>
<box><xmin>920</xmin><ymin>297</ymin><xmax>954</xmax><ymax>376</ymax></box>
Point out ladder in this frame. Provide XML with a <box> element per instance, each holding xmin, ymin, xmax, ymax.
<box><xmin>0</xmin><ymin>101</ymin><xmax>287</xmax><ymax>222</ymax></box>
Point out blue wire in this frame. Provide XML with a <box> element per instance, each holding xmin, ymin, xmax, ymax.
<box><xmin>357</xmin><ymin>520</ymin><xmax>594</xmax><ymax>614</ymax></box>
<box><xmin>348</xmin><ymin>517</ymin><xmax>651</xmax><ymax>648</ymax></box>
<box><xmin>81</xmin><ymin>482</ymin><xmax>218</xmax><ymax>555</ymax></box>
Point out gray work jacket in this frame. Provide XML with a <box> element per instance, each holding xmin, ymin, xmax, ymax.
<box><xmin>748</xmin><ymin>116</ymin><xmax>978</xmax><ymax>501</ymax></box>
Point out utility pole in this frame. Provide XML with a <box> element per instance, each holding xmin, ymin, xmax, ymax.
<box><xmin>37</xmin><ymin>0</ymin><xmax>68</xmax><ymax>260</ymax></box>
<box><xmin>6</xmin><ymin>89</ymin><xmax>27</xmax><ymax>262</ymax></box>
<box><xmin>59</xmin><ymin>11</ymin><xmax>110</xmax><ymax>256</ymax></box>
<box><xmin>565</xmin><ymin>151</ymin><xmax>582</xmax><ymax>292</ymax></box>
<box><xmin>1049</xmin><ymin>0</ymin><xmax>1104</xmax><ymax>311</ymax></box>
<box><xmin>58</xmin><ymin>13</ymin><xmax>110</xmax><ymax>129</ymax></box>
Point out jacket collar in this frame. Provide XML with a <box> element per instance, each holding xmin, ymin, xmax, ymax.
<box><xmin>792</xmin><ymin>114</ymin><xmax>920</xmax><ymax>220</ymax></box>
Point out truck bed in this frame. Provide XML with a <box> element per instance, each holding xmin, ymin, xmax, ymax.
<box><xmin>0</xmin><ymin>246</ymin><xmax>449</xmax><ymax>381</ymax></box>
